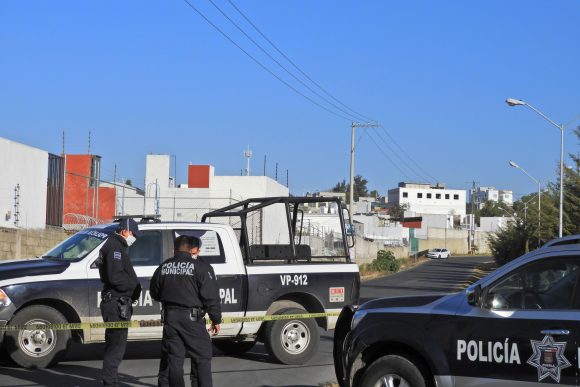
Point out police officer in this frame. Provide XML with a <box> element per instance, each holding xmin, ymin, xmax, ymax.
<box><xmin>150</xmin><ymin>235</ymin><xmax>221</xmax><ymax>387</ymax></box>
<box><xmin>98</xmin><ymin>218</ymin><xmax>142</xmax><ymax>387</ymax></box>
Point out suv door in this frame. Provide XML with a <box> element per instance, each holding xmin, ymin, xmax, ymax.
<box><xmin>450</xmin><ymin>255</ymin><xmax>580</xmax><ymax>386</ymax></box>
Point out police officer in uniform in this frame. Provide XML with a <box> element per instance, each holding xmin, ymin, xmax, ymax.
<box><xmin>98</xmin><ymin>218</ymin><xmax>143</xmax><ymax>387</ymax></box>
<box><xmin>150</xmin><ymin>235</ymin><xmax>221</xmax><ymax>387</ymax></box>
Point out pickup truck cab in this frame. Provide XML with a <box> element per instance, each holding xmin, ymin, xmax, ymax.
<box><xmin>0</xmin><ymin>197</ymin><xmax>360</xmax><ymax>368</ymax></box>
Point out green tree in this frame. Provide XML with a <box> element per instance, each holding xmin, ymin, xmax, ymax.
<box><xmin>331</xmin><ymin>175</ymin><xmax>369</xmax><ymax>201</ymax></box>
<box><xmin>488</xmin><ymin>218</ymin><xmax>532</xmax><ymax>265</ymax></box>
<box><xmin>388</xmin><ymin>203</ymin><xmax>409</xmax><ymax>221</ymax></box>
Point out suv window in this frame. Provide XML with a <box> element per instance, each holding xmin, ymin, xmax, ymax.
<box><xmin>128</xmin><ymin>230</ymin><xmax>163</xmax><ymax>267</ymax></box>
<box><xmin>174</xmin><ymin>229</ymin><xmax>226</xmax><ymax>264</ymax></box>
<box><xmin>484</xmin><ymin>257</ymin><xmax>580</xmax><ymax>310</ymax></box>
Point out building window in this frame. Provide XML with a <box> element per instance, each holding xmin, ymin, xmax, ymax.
<box><xmin>402</xmin><ymin>192</ymin><xmax>408</xmax><ymax>198</ymax></box>
<box><xmin>417</xmin><ymin>193</ymin><xmax>423</xmax><ymax>198</ymax></box>
<box><xmin>454</xmin><ymin>194</ymin><xmax>459</xmax><ymax>200</ymax></box>
<box><xmin>436</xmin><ymin>193</ymin><xmax>441</xmax><ymax>199</ymax></box>
<box><xmin>427</xmin><ymin>193</ymin><xmax>432</xmax><ymax>199</ymax></box>
<box><xmin>445</xmin><ymin>194</ymin><xmax>450</xmax><ymax>199</ymax></box>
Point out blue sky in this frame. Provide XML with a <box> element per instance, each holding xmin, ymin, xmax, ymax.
<box><xmin>1</xmin><ymin>1</ymin><xmax>579</xmax><ymax>198</ymax></box>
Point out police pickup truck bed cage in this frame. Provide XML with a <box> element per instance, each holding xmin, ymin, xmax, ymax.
<box><xmin>202</xmin><ymin>196</ymin><xmax>353</xmax><ymax>264</ymax></box>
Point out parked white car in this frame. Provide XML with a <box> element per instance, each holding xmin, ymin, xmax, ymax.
<box><xmin>426</xmin><ymin>248</ymin><xmax>451</xmax><ymax>259</ymax></box>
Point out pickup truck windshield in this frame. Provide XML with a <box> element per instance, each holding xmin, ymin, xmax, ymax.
<box><xmin>43</xmin><ymin>228</ymin><xmax>113</xmax><ymax>261</ymax></box>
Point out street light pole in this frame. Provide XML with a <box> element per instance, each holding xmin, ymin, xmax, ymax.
<box><xmin>506</xmin><ymin>98</ymin><xmax>564</xmax><ymax>238</ymax></box>
<box><xmin>509</xmin><ymin>160</ymin><xmax>541</xmax><ymax>247</ymax></box>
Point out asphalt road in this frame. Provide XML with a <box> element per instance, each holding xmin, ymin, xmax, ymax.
<box><xmin>0</xmin><ymin>255</ymin><xmax>494</xmax><ymax>387</ymax></box>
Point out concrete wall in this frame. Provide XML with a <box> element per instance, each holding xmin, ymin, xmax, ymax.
<box><xmin>0</xmin><ymin>137</ymin><xmax>49</xmax><ymax>229</ymax></box>
<box><xmin>354</xmin><ymin>236</ymin><xmax>409</xmax><ymax>264</ymax></box>
<box><xmin>0</xmin><ymin>227</ymin><xmax>70</xmax><ymax>260</ymax></box>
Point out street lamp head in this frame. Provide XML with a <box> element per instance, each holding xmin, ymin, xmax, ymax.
<box><xmin>509</xmin><ymin>160</ymin><xmax>520</xmax><ymax>169</ymax></box>
<box><xmin>506</xmin><ymin>98</ymin><xmax>526</xmax><ymax>107</ymax></box>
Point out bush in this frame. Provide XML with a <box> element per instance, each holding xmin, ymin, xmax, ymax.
<box><xmin>372</xmin><ymin>250</ymin><xmax>400</xmax><ymax>272</ymax></box>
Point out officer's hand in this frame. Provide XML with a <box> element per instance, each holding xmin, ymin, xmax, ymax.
<box><xmin>209</xmin><ymin>324</ymin><xmax>220</xmax><ymax>336</ymax></box>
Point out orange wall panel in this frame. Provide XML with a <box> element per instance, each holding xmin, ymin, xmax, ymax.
<box><xmin>188</xmin><ymin>165</ymin><xmax>210</xmax><ymax>188</ymax></box>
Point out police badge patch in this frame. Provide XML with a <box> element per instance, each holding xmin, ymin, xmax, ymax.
<box><xmin>113</xmin><ymin>251</ymin><xmax>122</xmax><ymax>260</ymax></box>
<box><xmin>527</xmin><ymin>335</ymin><xmax>571</xmax><ymax>383</ymax></box>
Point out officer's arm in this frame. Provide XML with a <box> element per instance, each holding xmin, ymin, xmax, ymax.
<box><xmin>199</xmin><ymin>265</ymin><xmax>222</xmax><ymax>325</ymax></box>
<box><xmin>150</xmin><ymin>265</ymin><xmax>162</xmax><ymax>301</ymax></box>
<box><xmin>105</xmin><ymin>249</ymin><xmax>135</xmax><ymax>293</ymax></box>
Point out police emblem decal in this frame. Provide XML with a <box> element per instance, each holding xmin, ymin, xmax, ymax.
<box><xmin>527</xmin><ymin>335</ymin><xmax>571</xmax><ymax>383</ymax></box>
<box><xmin>113</xmin><ymin>251</ymin><xmax>122</xmax><ymax>260</ymax></box>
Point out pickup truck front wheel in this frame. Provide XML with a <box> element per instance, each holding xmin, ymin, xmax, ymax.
<box><xmin>359</xmin><ymin>355</ymin><xmax>426</xmax><ymax>387</ymax></box>
<box><xmin>4</xmin><ymin>305</ymin><xmax>71</xmax><ymax>368</ymax></box>
<box><xmin>263</xmin><ymin>307</ymin><xmax>319</xmax><ymax>365</ymax></box>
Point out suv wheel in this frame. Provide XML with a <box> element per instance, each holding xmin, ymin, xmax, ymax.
<box><xmin>360</xmin><ymin>355</ymin><xmax>426</xmax><ymax>387</ymax></box>
<box><xmin>263</xmin><ymin>307</ymin><xmax>319</xmax><ymax>365</ymax></box>
<box><xmin>4</xmin><ymin>305</ymin><xmax>71</xmax><ymax>368</ymax></box>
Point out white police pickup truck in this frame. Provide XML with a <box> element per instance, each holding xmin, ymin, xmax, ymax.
<box><xmin>0</xmin><ymin>197</ymin><xmax>360</xmax><ymax>368</ymax></box>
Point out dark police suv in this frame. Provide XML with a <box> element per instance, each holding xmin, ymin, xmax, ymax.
<box><xmin>334</xmin><ymin>239</ymin><xmax>580</xmax><ymax>387</ymax></box>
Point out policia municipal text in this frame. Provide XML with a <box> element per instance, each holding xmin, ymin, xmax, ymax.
<box><xmin>151</xmin><ymin>235</ymin><xmax>222</xmax><ymax>387</ymax></box>
<box><xmin>97</xmin><ymin>218</ymin><xmax>143</xmax><ymax>387</ymax></box>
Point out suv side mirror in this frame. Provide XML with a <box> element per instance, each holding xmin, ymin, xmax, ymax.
<box><xmin>466</xmin><ymin>284</ymin><xmax>482</xmax><ymax>306</ymax></box>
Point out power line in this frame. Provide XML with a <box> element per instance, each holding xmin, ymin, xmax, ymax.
<box><xmin>206</xmin><ymin>0</ymin><xmax>364</xmax><ymax>122</ymax></box>
<box><xmin>366</xmin><ymin>131</ymin><xmax>412</xmax><ymax>180</ymax></box>
<box><xmin>374</xmin><ymin>129</ymin><xmax>434</xmax><ymax>184</ymax></box>
<box><xmin>180</xmin><ymin>0</ymin><xmax>352</xmax><ymax>121</ymax></box>
<box><xmin>380</xmin><ymin>125</ymin><xmax>438</xmax><ymax>183</ymax></box>
<box><xmin>226</xmin><ymin>0</ymin><xmax>374</xmax><ymax>123</ymax></box>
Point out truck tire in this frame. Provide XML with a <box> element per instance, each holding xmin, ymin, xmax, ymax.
<box><xmin>213</xmin><ymin>339</ymin><xmax>255</xmax><ymax>356</ymax></box>
<box><xmin>263</xmin><ymin>307</ymin><xmax>319</xmax><ymax>365</ymax></box>
<box><xmin>4</xmin><ymin>305</ymin><xmax>71</xmax><ymax>368</ymax></box>
<box><xmin>360</xmin><ymin>355</ymin><xmax>426</xmax><ymax>387</ymax></box>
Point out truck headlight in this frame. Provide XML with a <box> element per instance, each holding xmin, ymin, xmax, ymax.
<box><xmin>351</xmin><ymin>310</ymin><xmax>367</xmax><ymax>330</ymax></box>
<box><xmin>0</xmin><ymin>289</ymin><xmax>12</xmax><ymax>307</ymax></box>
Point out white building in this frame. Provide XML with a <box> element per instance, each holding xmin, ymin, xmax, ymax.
<box><xmin>470</xmin><ymin>186</ymin><xmax>514</xmax><ymax>208</ymax></box>
<box><xmin>0</xmin><ymin>137</ymin><xmax>49</xmax><ymax>229</ymax></box>
<box><xmin>130</xmin><ymin>155</ymin><xmax>290</xmax><ymax>244</ymax></box>
<box><xmin>479</xmin><ymin>216</ymin><xmax>513</xmax><ymax>232</ymax></box>
<box><xmin>388</xmin><ymin>182</ymin><xmax>466</xmax><ymax>217</ymax></box>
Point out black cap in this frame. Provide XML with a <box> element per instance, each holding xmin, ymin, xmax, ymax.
<box><xmin>119</xmin><ymin>218</ymin><xmax>143</xmax><ymax>238</ymax></box>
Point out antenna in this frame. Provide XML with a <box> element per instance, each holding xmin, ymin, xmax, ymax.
<box><xmin>244</xmin><ymin>146</ymin><xmax>253</xmax><ymax>176</ymax></box>
<box><xmin>88</xmin><ymin>130</ymin><xmax>92</xmax><ymax>154</ymax></box>
<box><xmin>61</xmin><ymin>130</ymin><xmax>65</xmax><ymax>156</ymax></box>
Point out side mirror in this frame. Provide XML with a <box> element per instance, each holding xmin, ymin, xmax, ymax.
<box><xmin>345</xmin><ymin>223</ymin><xmax>355</xmax><ymax>237</ymax></box>
<box><xmin>466</xmin><ymin>284</ymin><xmax>482</xmax><ymax>306</ymax></box>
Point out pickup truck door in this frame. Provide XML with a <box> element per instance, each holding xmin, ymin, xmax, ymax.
<box><xmin>450</xmin><ymin>255</ymin><xmax>580</xmax><ymax>387</ymax></box>
<box><xmin>86</xmin><ymin>229</ymin><xmax>169</xmax><ymax>342</ymax></box>
<box><xmin>173</xmin><ymin>228</ymin><xmax>245</xmax><ymax>337</ymax></box>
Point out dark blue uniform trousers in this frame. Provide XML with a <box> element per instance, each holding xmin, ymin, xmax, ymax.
<box><xmin>158</xmin><ymin>309</ymin><xmax>213</xmax><ymax>387</ymax></box>
<box><xmin>100</xmin><ymin>299</ymin><xmax>131</xmax><ymax>387</ymax></box>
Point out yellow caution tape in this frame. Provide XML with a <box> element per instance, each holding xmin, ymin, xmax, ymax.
<box><xmin>0</xmin><ymin>312</ymin><xmax>341</xmax><ymax>332</ymax></box>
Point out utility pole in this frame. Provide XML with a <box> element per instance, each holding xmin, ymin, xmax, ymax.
<box><xmin>113</xmin><ymin>164</ymin><xmax>117</xmax><ymax>184</ymax></box>
<box><xmin>349</xmin><ymin>122</ymin><xmax>379</xmax><ymax>221</ymax></box>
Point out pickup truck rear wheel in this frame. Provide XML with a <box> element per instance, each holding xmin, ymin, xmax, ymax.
<box><xmin>360</xmin><ymin>355</ymin><xmax>426</xmax><ymax>387</ymax></box>
<box><xmin>213</xmin><ymin>339</ymin><xmax>255</xmax><ymax>356</ymax></box>
<box><xmin>263</xmin><ymin>307</ymin><xmax>319</xmax><ymax>365</ymax></box>
<box><xmin>4</xmin><ymin>305</ymin><xmax>71</xmax><ymax>369</ymax></box>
